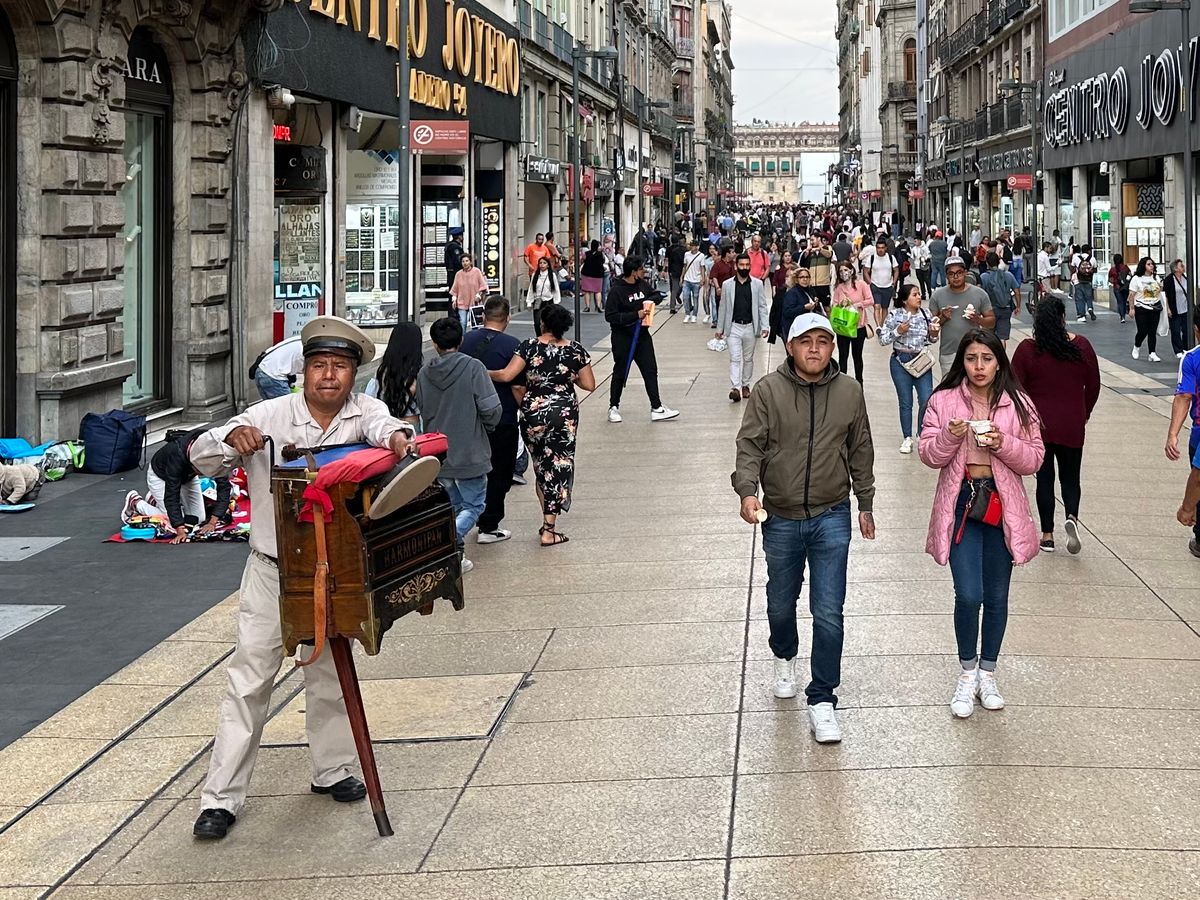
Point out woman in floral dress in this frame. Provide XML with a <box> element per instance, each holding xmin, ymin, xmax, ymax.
<box><xmin>490</xmin><ymin>303</ymin><xmax>596</xmax><ymax>545</ymax></box>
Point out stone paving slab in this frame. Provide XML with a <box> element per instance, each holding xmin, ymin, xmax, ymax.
<box><xmin>3</xmin><ymin>312</ymin><xmax>1199</xmax><ymax>899</ymax></box>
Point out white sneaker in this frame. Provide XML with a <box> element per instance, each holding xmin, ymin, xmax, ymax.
<box><xmin>807</xmin><ymin>702</ymin><xmax>842</xmax><ymax>743</ymax></box>
<box><xmin>1178</xmin><ymin>352</ymin><xmax>1185</xmax><ymax>359</ymax></box>
<box><xmin>650</xmin><ymin>406</ymin><xmax>680</xmax><ymax>421</ymax></box>
<box><xmin>950</xmin><ymin>670</ymin><xmax>977</xmax><ymax>718</ymax></box>
<box><xmin>702</xmin><ymin>314</ymin><xmax>711</xmax><ymax>323</ymax></box>
<box><xmin>899</xmin><ymin>437</ymin><xmax>913</xmax><ymax>454</ymax></box>
<box><xmin>121</xmin><ymin>490</ymin><xmax>142</xmax><ymax>524</ymax></box>
<box><xmin>976</xmin><ymin>670</ymin><xmax>1005</xmax><ymax>710</ymax></box>
<box><xmin>608</xmin><ymin>406</ymin><xmax>623</xmax><ymax>423</ymax></box>
<box><xmin>772</xmin><ymin>657</ymin><xmax>797</xmax><ymax>699</ymax></box>
<box><xmin>1132</xmin><ymin>347</ymin><xmax>1140</xmax><ymax>360</ymax></box>
<box><xmin>476</xmin><ymin>529</ymin><xmax>511</xmax><ymax>544</ymax></box>
<box><xmin>1064</xmin><ymin>518</ymin><xmax>1081</xmax><ymax>555</ymax></box>
<box><xmin>1149</xmin><ymin>352</ymin><xmax>1162</xmax><ymax>362</ymax></box>
<box><xmin>1076</xmin><ymin>316</ymin><xmax>1086</xmax><ymax>323</ymax></box>
<box><xmin>460</xmin><ymin>557</ymin><xmax>475</xmax><ymax>574</ymax></box>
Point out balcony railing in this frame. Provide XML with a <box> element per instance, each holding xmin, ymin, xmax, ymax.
<box><xmin>947</xmin><ymin>1</ymin><xmax>1031</xmax><ymax>66</ymax></box>
<box><xmin>885</xmin><ymin>81</ymin><xmax>917</xmax><ymax>102</ymax></box>
<box><xmin>517</xmin><ymin>2</ymin><xmax>612</xmax><ymax>84</ymax></box>
<box><xmin>672</xmin><ymin>98</ymin><xmax>694</xmax><ymax>121</ymax></box>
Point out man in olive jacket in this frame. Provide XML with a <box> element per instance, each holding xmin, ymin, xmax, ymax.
<box><xmin>732</xmin><ymin>312</ymin><xmax>876</xmax><ymax>744</ymax></box>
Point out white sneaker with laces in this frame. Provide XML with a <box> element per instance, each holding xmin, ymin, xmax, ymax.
<box><xmin>1150</xmin><ymin>352</ymin><xmax>1162</xmax><ymax>362</ymax></box>
<box><xmin>1064</xmin><ymin>518</ymin><xmax>1081</xmax><ymax>555</ymax></box>
<box><xmin>1132</xmin><ymin>347</ymin><xmax>1140</xmax><ymax>360</ymax></box>
<box><xmin>807</xmin><ymin>702</ymin><xmax>842</xmax><ymax>743</ymax></box>
<box><xmin>476</xmin><ymin>529</ymin><xmax>512</xmax><ymax>544</ymax></box>
<box><xmin>976</xmin><ymin>670</ymin><xmax>1005</xmax><ymax>710</ymax></box>
<box><xmin>608</xmin><ymin>406</ymin><xmax>623</xmax><ymax>423</ymax></box>
<box><xmin>702</xmin><ymin>314</ymin><xmax>711</xmax><ymax>323</ymax></box>
<box><xmin>121</xmin><ymin>490</ymin><xmax>142</xmax><ymax>524</ymax></box>
<box><xmin>460</xmin><ymin>557</ymin><xmax>475</xmax><ymax>574</ymax></box>
<box><xmin>650</xmin><ymin>406</ymin><xmax>680</xmax><ymax>421</ymax></box>
<box><xmin>950</xmin><ymin>670</ymin><xmax>977</xmax><ymax>718</ymax></box>
<box><xmin>899</xmin><ymin>437</ymin><xmax>913</xmax><ymax>454</ymax></box>
<box><xmin>772</xmin><ymin>657</ymin><xmax>797</xmax><ymax>699</ymax></box>
<box><xmin>1076</xmin><ymin>316</ymin><xmax>1086</xmax><ymax>323</ymax></box>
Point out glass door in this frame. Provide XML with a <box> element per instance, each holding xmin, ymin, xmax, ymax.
<box><xmin>120</xmin><ymin>109</ymin><xmax>169</xmax><ymax>408</ymax></box>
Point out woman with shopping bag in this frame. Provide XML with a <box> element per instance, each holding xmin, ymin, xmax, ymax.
<box><xmin>830</xmin><ymin>262</ymin><xmax>873</xmax><ymax>384</ymax></box>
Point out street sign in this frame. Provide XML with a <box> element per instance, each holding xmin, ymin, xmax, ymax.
<box><xmin>908</xmin><ymin>188</ymin><xmax>925</xmax><ymax>199</ymax></box>
<box><xmin>410</xmin><ymin>120</ymin><xmax>469</xmax><ymax>154</ymax></box>
<box><xmin>1006</xmin><ymin>173</ymin><xmax>1034</xmax><ymax>190</ymax></box>
<box><xmin>641</xmin><ymin>182</ymin><xmax>665</xmax><ymax>196</ymax></box>
<box><xmin>695</xmin><ymin>190</ymin><xmax>708</xmax><ymax>199</ymax></box>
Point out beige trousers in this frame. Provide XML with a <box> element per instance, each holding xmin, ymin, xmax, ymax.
<box><xmin>200</xmin><ymin>552</ymin><xmax>358</xmax><ymax>814</ymax></box>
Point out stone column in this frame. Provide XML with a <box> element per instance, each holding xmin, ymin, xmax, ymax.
<box><xmin>1165</xmin><ymin>153</ymin><xmax>1184</xmax><ymax>266</ymax></box>
<box><xmin>1042</xmin><ymin>169</ymin><xmax>1059</xmax><ymax>241</ymax></box>
<box><xmin>1071</xmin><ymin>165</ymin><xmax>1088</xmax><ymax>247</ymax></box>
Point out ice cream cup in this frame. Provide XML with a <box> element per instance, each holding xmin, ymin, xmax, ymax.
<box><xmin>969</xmin><ymin>419</ymin><xmax>993</xmax><ymax>447</ymax></box>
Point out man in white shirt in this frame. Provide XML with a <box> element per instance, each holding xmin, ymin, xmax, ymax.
<box><xmin>189</xmin><ymin>316</ymin><xmax>418</xmax><ymax>841</ymax></box>
<box><xmin>1037</xmin><ymin>241</ymin><xmax>1054</xmax><ymax>292</ymax></box>
<box><xmin>910</xmin><ymin>236</ymin><xmax>931</xmax><ymax>300</ymax></box>
<box><xmin>865</xmin><ymin>238</ymin><xmax>899</xmax><ymax>327</ymax></box>
<box><xmin>250</xmin><ymin>335</ymin><xmax>305</xmax><ymax>400</ymax></box>
<box><xmin>680</xmin><ymin>239</ymin><xmax>706</xmax><ymax>323</ymax></box>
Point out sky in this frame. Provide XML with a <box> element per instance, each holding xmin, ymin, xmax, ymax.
<box><xmin>727</xmin><ymin>0</ymin><xmax>840</xmax><ymax>125</ymax></box>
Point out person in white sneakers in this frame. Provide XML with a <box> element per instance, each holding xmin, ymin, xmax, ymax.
<box><xmin>603</xmin><ymin>254</ymin><xmax>680</xmax><ymax>423</ymax></box>
<box><xmin>680</xmin><ymin>239</ymin><xmax>706</xmax><ymax>323</ymax></box>
<box><xmin>1129</xmin><ymin>256</ymin><xmax>1164</xmax><ymax>363</ymax></box>
<box><xmin>733</xmin><ymin>313</ymin><xmax>877</xmax><ymax>744</ymax></box>
<box><xmin>919</xmin><ymin>328</ymin><xmax>1044</xmax><ymax>720</ymax></box>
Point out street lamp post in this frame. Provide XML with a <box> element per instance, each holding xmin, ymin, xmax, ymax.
<box><xmin>571</xmin><ymin>45</ymin><xmax>619</xmax><ymax>341</ymax></box>
<box><xmin>1000</xmin><ymin>78</ymin><xmax>1041</xmax><ymax>294</ymax></box>
<box><xmin>1131</xmin><ymin>0</ymin><xmax>1195</xmax><ymax>348</ymax></box>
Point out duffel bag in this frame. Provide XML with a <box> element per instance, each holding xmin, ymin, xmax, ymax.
<box><xmin>79</xmin><ymin>410</ymin><xmax>146</xmax><ymax>474</ymax></box>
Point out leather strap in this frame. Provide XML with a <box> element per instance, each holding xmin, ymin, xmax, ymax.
<box><xmin>296</xmin><ymin>452</ymin><xmax>330</xmax><ymax>668</ymax></box>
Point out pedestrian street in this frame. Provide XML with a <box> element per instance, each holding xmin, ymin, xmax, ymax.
<box><xmin>2</xmin><ymin>314</ymin><xmax>1199</xmax><ymax>899</ymax></box>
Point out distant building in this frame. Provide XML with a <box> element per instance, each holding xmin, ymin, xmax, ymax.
<box><xmin>733</xmin><ymin>122</ymin><xmax>840</xmax><ymax>204</ymax></box>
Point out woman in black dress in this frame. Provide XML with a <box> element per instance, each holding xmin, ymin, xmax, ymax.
<box><xmin>490</xmin><ymin>303</ymin><xmax>596</xmax><ymax>545</ymax></box>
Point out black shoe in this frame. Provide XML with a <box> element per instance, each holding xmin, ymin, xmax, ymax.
<box><xmin>193</xmin><ymin>808</ymin><xmax>236</xmax><ymax>840</ymax></box>
<box><xmin>311</xmin><ymin>775</ymin><xmax>367</xmax><ymax>803</ymax></box>
<box><xmin>1089</xmin><ymin>309</ymin><xmax>1096</xmax><ymax>321</ymax></box>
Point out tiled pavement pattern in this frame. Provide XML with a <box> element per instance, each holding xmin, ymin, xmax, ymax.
<box><xmin>2</xmin><ymin>312</ymin><xmax>1200</xmax><ymax>899</ymax></box>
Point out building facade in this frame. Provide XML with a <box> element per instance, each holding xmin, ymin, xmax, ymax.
<box><xmin>920</xmin><ymin>0</ymin><xmax>1040</xmax><ymax>241</ymax></box>
<box><xmin>699</xmin><ymin>0</ymin><xmax>734</xmax><ymax>213</ymax></box>
<box><xmin>1040</xmin><ymin>0</ymin><xmax>1185</xmax><ymax>271</ymax></box>
<box><xmin>0</xmin><ymin>0</ymin><xmax>280</xmax><ymax>443</ymax></box>
<box><xmin>834</xmin><ymin>0</ymin><xmax>883</xmax><ymax>215</ymax></box>
<box><xmin>732</xmin><ymin>122</ymin><xmax>840</xmax><ymax>204</ymax></box>
<box><xmin>875</xmin><ymin>0</ymin><xmax>918</xmax><ymax>228</ymax></box>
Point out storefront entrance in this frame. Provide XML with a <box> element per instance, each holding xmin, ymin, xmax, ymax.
<box><xmin>120</xmin><ymin>28</ymin><xmax>172</xmax><ymax>409</ymax></box>
<box><xmin>0</xmin><ymin>11</ymin><xmax>15</xmax><ymax>434</ymax></box>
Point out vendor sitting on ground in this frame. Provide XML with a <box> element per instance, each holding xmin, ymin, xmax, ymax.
<box><xmin>122</xmin><ymin>428</ymin><xmax>232</xmax><ymax>543</ymax></box>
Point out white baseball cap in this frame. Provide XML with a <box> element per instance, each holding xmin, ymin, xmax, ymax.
<box><xmin>787</xmin><ymin>312</ymin><xmax>836</xmax><ymax>342</ymax></box>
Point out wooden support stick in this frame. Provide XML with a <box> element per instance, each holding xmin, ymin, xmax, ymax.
<box><xmin>330</xmin><ymin>636</ymin><xmax>394</xmax><ymax>837</ymax></box>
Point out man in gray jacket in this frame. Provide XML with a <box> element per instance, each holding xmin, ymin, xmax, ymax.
<box><xmin>716</xmin><ymin>252</ymin><xmax>770</xmax><ymax>402</ymax></box>
<box><xmin>733</xmin><ymin>313</ymin><xmax>876</xmax><ymax>744</ymax></box>
<box><xmin>417</xmin><ymin>316</ymin><xmax>502</xmax><ymax>573</ymax></box>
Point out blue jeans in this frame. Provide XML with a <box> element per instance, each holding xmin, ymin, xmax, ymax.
<box><xmin>889</xmin><ymin>353</ymin><xmax>934</xmax><ymax>439</ymax></box>
<box><xmin>931</xmin><ymin>263</ymin><xmax>946</xmax><ymax>289</ymax></box>
<box><xmin>456</xmin><ymin>308</ymin><xmax>472</xmax><ymax>331</ymax></box>
<box><xmin>254</xmin><ymin>370</ymin><xmax>291</xmax><ymax>400</ymax></box>
<box><xmin>1073</xmin><ymin>283</ymin><xmax>1094</xmax><ymax>318</ymax></box>
<box><xmin>438</xmin><ymin>475</ymin><xmax>488</xmax><ymax>548</ymax></box>
<box><xmin>1009</xmin><ymin>257</ymin><xmax>1023</xmax><ymax>285</ymax></box>
<box><xmin>1113</xmin><ymin>287</ymin><xmax>1129</xmax><ymax>320</ymax></box>
<box><xmin>761</xmin><ymin>501</ymin><xmax>852</xmax><ymax>706</ymax></box>
<box><xmin>681</xmin><ymin>280</ymin><xmax>702</xmax><ymax>316</ymax></box>
<box><xmin>948</xmin><ymin>482</ymin><xmax>1013</xmax><ymax>671</ymax></box>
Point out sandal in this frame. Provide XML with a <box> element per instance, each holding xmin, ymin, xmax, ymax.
<box><xmin>538</xmin><ymin>524</ymin><xmax>570</xmax><ymax>546</ymax></box>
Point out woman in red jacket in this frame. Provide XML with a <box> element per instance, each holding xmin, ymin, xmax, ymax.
<box><xmin>1011</xmin><ymin>294</ymin><xmax>1101</xmax><ymax>554</ymax></box>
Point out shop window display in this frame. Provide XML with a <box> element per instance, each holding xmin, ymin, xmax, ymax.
<box><xmin>345</xmin><ymin>203</ymin><xmax>401</xmax><ymax>326</ymax></box>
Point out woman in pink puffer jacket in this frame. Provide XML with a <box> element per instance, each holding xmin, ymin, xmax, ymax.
<box><xmin>919</xmin><ymin>328</ymin><xmax>1044</xmax><ymax>721</ymax></box>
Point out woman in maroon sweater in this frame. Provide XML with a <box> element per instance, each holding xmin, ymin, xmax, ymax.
<box><xmin>1011</xmin><ymin>294</ymin><xmax>1101</xmax><ymax>553</ymax></box>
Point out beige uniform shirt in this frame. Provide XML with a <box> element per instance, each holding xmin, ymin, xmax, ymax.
<box><xmin>189</xmin><ymin>392</ymin><xmax>413</xmax><ymax>558</ymax></box>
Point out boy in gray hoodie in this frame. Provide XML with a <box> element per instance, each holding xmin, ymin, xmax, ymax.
<box><xmin>417</xmin><ymin>317</ymin><xmax>502</xmax><ymax>571</ymax></box>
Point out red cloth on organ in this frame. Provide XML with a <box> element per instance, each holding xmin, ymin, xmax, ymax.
<box><xmin>297</xmin><ymin>447</ymin><xmax>398</xmax><ymax>524</ymax></box>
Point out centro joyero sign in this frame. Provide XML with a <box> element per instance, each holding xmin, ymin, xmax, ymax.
<box><xmin>1044</xmin><ymin>38</ymin><xmax>1198</xmax><ymax>149</ymax></box>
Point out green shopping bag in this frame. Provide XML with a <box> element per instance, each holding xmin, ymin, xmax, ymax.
<box><xmin>829</xmin><ymin>304</ymin><xmax>859</xmax><ymax>338</ymax></box>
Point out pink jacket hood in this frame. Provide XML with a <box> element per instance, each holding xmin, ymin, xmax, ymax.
<box><xmin>918</xmin><ymin>383</ymin><xmax>1045</xmax><ymax>566</ymax></box>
